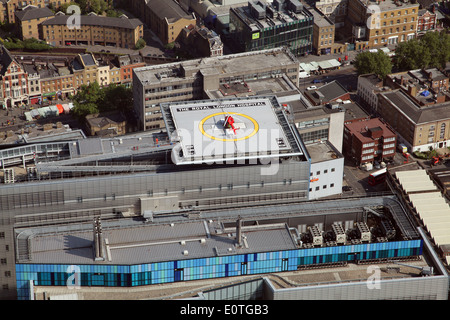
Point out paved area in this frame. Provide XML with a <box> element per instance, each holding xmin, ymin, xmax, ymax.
<box><xmin>0</xmin><ymin>99</ymin><xmax>82</xmax><ymax>137</ymax></box>
<box><xmin>342</xmin><ymin>151</ymin><xmax>419</xmax><ymax>195</ymax></box>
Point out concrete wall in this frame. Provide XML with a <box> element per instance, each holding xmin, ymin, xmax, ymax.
<box><xmin>265</xmin><ymin>275</ymin><xmax>449</xmax><ymax>300</ymax></box>
<box><xmin>309</xmin><ymin>156</ymin><xmax>344</xmax><ymax>200</ymax></box>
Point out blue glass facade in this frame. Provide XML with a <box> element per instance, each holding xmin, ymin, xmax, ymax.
<box><xmin>16</xmin><ymin>239</ymin><xmax>423</xmax><ymax>300</ymax></box>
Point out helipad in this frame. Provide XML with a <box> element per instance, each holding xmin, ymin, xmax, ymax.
<box><xmin>161</xmin><ymin>97</ymin><xmax>305</xmax><ymax>165</ymax></box>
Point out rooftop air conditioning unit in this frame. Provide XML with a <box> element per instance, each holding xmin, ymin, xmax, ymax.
<box><xmin>380</xmin><ymin>219</ymin><xmax>396</xmax><ymax>240</ymax></box>
<box><xmin>308</xmin><ymin>225</ymin><xmax>323</xmax><ymax>246</ymax></box>
<box><xmin>332</xmin><ymin>223</ymin><xmax>346</xmax><ymax>244</ymax></box>
<box><xmin>356</xmin><ymin>222</ymin><xmax>371</xmax><ymax>242</ymax></box>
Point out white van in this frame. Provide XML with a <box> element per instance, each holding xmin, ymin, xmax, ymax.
<box><xmin>299</xmin><ymin>71</ymin><xmax>310</xmax><ymax>78</ymax></box>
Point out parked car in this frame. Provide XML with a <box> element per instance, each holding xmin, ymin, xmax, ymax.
<box><xmin>312</xmin><ymin>79</ymin><xmax>322</xmax><ymax>84</ymax></box>
<box><xmin>307</xmin><ymin>85</ymin><xmax>317</xmax><ymax>90</ymax></box>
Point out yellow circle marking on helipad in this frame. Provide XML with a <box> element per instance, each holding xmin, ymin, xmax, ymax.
<box><xmin>199</xmin><ymin>112</ymin><xmax>259</xmax><ymax>142</ymax></box>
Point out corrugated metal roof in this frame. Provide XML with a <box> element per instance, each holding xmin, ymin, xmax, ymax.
<box><xmin>397</xmin><ymin>169</ymin><xmax>450</xmax><ymax>248</ymax></box>
<box><xmin>25</xmin><ymin>220</ymin><xmax>297</xmax><ymax>265</ymax></box>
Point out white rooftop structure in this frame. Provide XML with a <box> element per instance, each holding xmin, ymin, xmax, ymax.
<box><xmin>395</xmin><ymin>169</ymin><xmax>450</xmax><ymax>253</ymax></box>
<box><xmin>161</xmin><ymin>96</ymin><xmax>306</xmax><ymax>165</ymax></box>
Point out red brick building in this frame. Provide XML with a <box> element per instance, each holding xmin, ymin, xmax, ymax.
<box><xmin>0</xmin><ymin>46</ymin><xmax>29</xmax><ymax>108</ymax></box>
<box><xmin>417</xmin><ymin>9</ymin><xmax>437</xmax><ymax>35</ymax></box>
<box><xmin>116</xmin><ymin>54</ymin><xmax>146</xmax><ymax>88</ymax></box>
<box><xmin>343</xmin><ymin>118</ymin><xmax>397</xmax><ymax>165</ymax></box>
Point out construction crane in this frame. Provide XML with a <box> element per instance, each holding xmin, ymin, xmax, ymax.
<box><xmin>389</xmin><ymin>260</ymin><xmax>434</xmax><ymax>276</ymax></box>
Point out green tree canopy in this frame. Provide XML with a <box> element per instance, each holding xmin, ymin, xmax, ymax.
<box><xmin>354</xmin><ymin>50</ymin><xmax>392</xmax><ymax>79</ymax></box>
<box><xmin>98</xmin><ymin>83</ymin><xmax>133</xmax><ymax>113</ymax></box>
<box><xmin>393</xmin><ymin>38</ymin><xmax>431</xmax><ymax>71</ymax></box>
<box><xmin>71</xmin><ymin>82</ymin><xmax>133</xmax><ymax>119</ymax></box>
<box><xmin>135</xmin><ymin>38</ymin><xmax>146</xmax><ymax>50</ymax></box>
<box><xmin>393</xmin><ymin>31</ymin><xmax>450</xmax><ymax>71</ymax></box>
<box><xmin>68</xmin><ymin>0</ymin><xmax>113</xmax><ymax>14</ymax></box>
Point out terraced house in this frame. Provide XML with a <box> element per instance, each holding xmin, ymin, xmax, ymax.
<box><xmin>14</xmin><ymin>5</ymin><xmax>54</xmax><ymax>40</ymax></box>
<box><xmin>0</xmin><ymin>0</ymin><xmax>70</xmax><ymax>24</ymax></box>
<box><xmin>40</xmin><ymin>13</ymin><xmax>144</xmax><ymax>49</ymax></box>
<box><xmin>346</xmin><ymin>0</ymin><xmax>419</xmax><ymax>49</ymax></box>
<box><xmin>0</xmin><ymin>46</ymin><xmax>28</xmax><ymax>108</ymax></box>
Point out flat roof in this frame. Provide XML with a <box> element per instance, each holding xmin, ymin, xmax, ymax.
<box><xmin>133</xmin><ymin>47</ymin><xmax>298</xmax><ymax>85</ymax></box>
<box><xmin>358</xmin><ymin>0</ymin><xmax>419</xmax><ymax>12</ymax></box>
<box><xmin>206</xmin><ymin>75</ymin><xmax>300</xmax><ymax>100</ymax></box>
<box><xmin>162</xmin><ymin>97</ymin><xmax>305</xmax><ymax>165</ymax></box>
<box><xmin>306</xmin><ymin>140</ymin><xmax>343</xmax><ymax>163</ymax></box>
<box><xmin>20</xmin><ymin>220</ymin><xmax>297</xmax><ymax>265</ymax></box>
<box><xmin>17</xmin><ymin>195</ymin><xmax>423</xmax><ymax>267</ymax></box>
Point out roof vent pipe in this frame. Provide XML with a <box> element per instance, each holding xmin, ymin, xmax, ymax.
<box><xmin>236</xmin><ymin>216</ymin><xmax>243</xmax><ymax>247</ymax></box>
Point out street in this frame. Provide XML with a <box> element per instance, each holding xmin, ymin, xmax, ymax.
<box><xmin>298</xmin><ymin>65</ymin><xmax>358</xmax><ymax>93</ymax></box>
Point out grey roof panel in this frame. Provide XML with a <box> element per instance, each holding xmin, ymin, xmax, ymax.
<box><xmin>15</xmin><ymin>6</ymin><xmax>54</xmax><ymax>21</ymax></box>
<box><xmin>42</xmin><ymin>15</ymin><xmax>142</xmax><ymax>29</ymax></box>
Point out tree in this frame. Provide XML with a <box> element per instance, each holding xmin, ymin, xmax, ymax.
<box><xmin>71</xmin><ymin>102</ymin><xmax>99</xmax><ymax>119</ymax></box>
<box><xmin>72</xmin><ymin>82</ymin><xmax>105</xmax><ymax>105</ymax></box>
<box><xmin>71</xmin><ymin>82</ymin><xmax>133</xmax><ymax>119</ymax></box>
<box><xmin>393</xmin><ymin>31</ymin><xmax>450</xmax><ymax>71</ymax></box>
<box><xmin>135</xmin><ymin>38</ymin><xmax>146</xmax><ymax>50</ymax></box>
<box><xmin>394</xmin><ymin>39</ymin><xmax>431</xmax><ymax>71</ymax></box>
<box><xmin>420</xmin><ymin>31</ymin><xmax>450</xmax><ymax>69</ymax></box>
<box><xmin>98</xmin><ymin>83</ymin><xmax>133</xmax><ymax>113</ymax></box>
<box><xmin>354</xmin><ymin>50</ymin><xmax>392</xmax><ymax>79</ymax></box>
<box><xmin>71</xmin><ymin>82</ymin><xmax>104</xmax><ymax>118</ymax></box>
<box><xmin>60</xmin><ymin>2</ymin><xmax>78</xmax><ymax>14</ymax></box>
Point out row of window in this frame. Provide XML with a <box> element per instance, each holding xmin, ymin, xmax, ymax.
<box><xmin>310</xmin><ymin>168</ymin><xmax>336</xmax><ymax>176</ymax></box>
<box><xmin>309</xmin><ymin>183</ymin><xmax>335</xmax><ymax>192</ymax></box>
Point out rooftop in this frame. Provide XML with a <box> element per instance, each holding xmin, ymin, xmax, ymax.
<box><xmin>304</xmin><ymin>80</ymin><xmax>349</xmax><ymax>105</ymax></box>
<box><xmin>133</xmin><ymin>47</ymin><xmax>298</xmax><ymax>85</ymax></box>
<box><xmin>309</xmin><ymin>5</ymin><xmax>334</xmax><ymax>28</ymax></box>
<box><xmin>206</xmin><ymin>74</ymin><xmax>300</xmax><ymax>99</ymax></box>
<box><xmin>345</xmin><ymin>118</ymin><xmax>396</xmax><ymax>143</ymax></box>
<box><xmin>231</xmin><ymin>0</ymin><xmax>312</xmax><ymax>32</ymax></box>
<box><xmin>146</xmin><ymin>0</ymin><xmax>194</xmax><ymax>22</ymax></box>
<box><xmin>161</xmin><ymin>96</ymin><xmax>305</xmax><ymax>165</ymax></box>
<box><xmin>409</xmin><ymin>68</ymin><xmax>448</xmax><ymax>83</ymax></box>
<box><xmin>15</xmin><ymin>195</ymin><xmax>422</xmax><ymax>267</ymax></box>
<box><xmin>18</xmin><ymin>219</ymin><xmax>297</xmax><ymax>265</ymax></box>
<box><xmin>306</xmin><ymin>140</ymin><xmax>343</xmax><ymax>164</ymax></box>
<box><xmin>381</xmin><ymin>89</ymin><xmax>450</xmax><ymax>124</ymax></box>
<box><xmin>359</xmin><ymin>0</ymin><xmax>420</xmax><ymax>12</ymax></box>
<box><xmin>15</xmin><ymin>5</ymin><xmax>54</xmax><ymax>21</ymax></box>
<box><xmin>41</xmin><ymin>15</ymin><xmax>143</xmax><ymax>30</ymax></box>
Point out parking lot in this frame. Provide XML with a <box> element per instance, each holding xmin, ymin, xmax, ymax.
<box><xmin>342</xmin><ymin>151</ymin><xmax>418</xmax><ymax>195</ymax></box>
